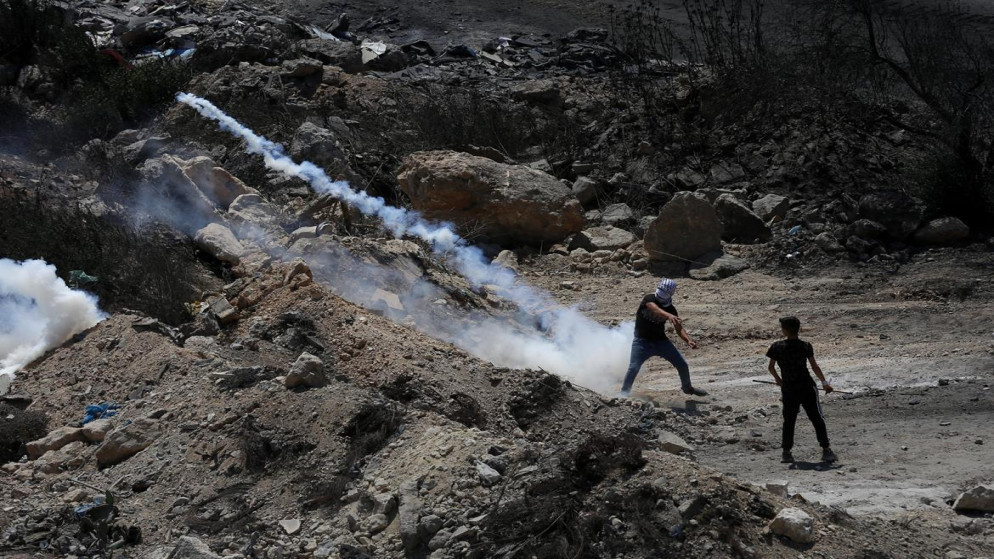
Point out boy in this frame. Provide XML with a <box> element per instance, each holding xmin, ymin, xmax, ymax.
<box><xmin>766</xmin><ymin>316</ymin><xmax>837</xmax><ymax>464</ymax></box>
<box><xmin>619</xmin><ymin>278</ymin><xmax>707</xmax><ymax>397</ymax></box>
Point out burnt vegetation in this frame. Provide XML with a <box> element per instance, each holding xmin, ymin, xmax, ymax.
<box><xmin>610</xmin><ymin>0</ymin><xmax>994</xmax><ymax>225</ymax></box>
<box><xmin>0</xmin><ymin>186</ymin><xmax>209</xmax><ymax>324</ymax></box>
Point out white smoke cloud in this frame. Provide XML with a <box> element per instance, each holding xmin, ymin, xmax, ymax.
<box><xmin>176</xmin><ymin>93</ymin><xmax>634</xmax><ymax>392</ymax></box>
<box><xmin>0</xmin><ymin>259</ymin><xmax>106</xmax><ymax>394</ymax></box>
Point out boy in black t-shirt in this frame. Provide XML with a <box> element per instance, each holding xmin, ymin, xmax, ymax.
<box><xmin>766</xmin><ymin>317</ymin><xmax>837</xmax><ymax>464</ymax></box>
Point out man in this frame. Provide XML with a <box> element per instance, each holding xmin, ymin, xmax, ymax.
<box><xmin>766</xmin><ymin>316</ymin><xmax>837</xmax><ymax>464</ymax></box>
<box><xmin>619</xmin><ymin>278</ymin><xmax>708</xmax><ymax>397</ymax></box>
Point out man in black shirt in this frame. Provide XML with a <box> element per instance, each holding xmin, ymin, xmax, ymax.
<box><xmin>619</xmin><ymin>278</ymin><xmax>708</xmax><ymax>397</ymax></box>
<box><xmin>766</xmin><ymin>316</ymin><xmax>837</xmax><ymax>464</ymax></box>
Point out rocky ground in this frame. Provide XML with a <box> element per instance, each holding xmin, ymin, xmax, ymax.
<box><xmin>2</xmin><ymin>0</ymin><xmax>994</xmax><ymax>558</ymax></box>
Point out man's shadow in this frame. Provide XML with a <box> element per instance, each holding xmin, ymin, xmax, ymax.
<box><xmin>788</xmin><ymin>461</ymin><xmax>843</xmax><ymax>472</ymax></box>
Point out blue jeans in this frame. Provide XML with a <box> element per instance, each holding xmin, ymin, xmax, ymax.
<box><xmin>621</xmin><ymin>337</ymin><xmax>691</xmax><ymax>394</ymax></box>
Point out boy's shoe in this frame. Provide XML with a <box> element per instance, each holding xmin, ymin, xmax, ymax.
<box><xmin>682</xmin><ymin>386</ymin><xmax>709</xmax><ymax>396</ymax></box>
<box><xmin>781</xmin><ymin>450</ymin><xmax>794</xmax><ymax>463</ymax></box>
<box><xmin>821</xmin><ymin>447</ymin><xmax>837</xmax><ymax>463</ymax></box>
<box><xmin>617</xmin><ymin>390</ymin><xmax>631</xmax><ymax>399</ymax></box>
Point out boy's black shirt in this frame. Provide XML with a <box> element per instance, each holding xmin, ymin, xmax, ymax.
<box><xmin>766</xmin><ymin>338</ymin><xmax>815</xmax><ymax>387</ymax></box>
<box><xmin>634</xmin><ymin>294</ymin><xmax>677</xmax><ymax>340</ymax></box>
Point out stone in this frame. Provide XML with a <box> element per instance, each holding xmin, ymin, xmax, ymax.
<box><xmin>510</xmin><ymin>79</ymin><xmax>562</xmax><ymax>105</ymax></box>
<box><xmin>282</xmin><ymin>57</ymin><xmax>323</xmax><ymax>78</ymax></box>
<box><xmin>428</xmin><ymin>528</ymin><xmax>452</xmax><ymax>551</ymax></box>
<box><xmin>290</xmin><ymin>122</ymin><xmax>347</xmax><ymax>171</ymax></box>
<box><xmin>398</xmin><ymin>151</ymin><xmax>584</xmax><ymax>245</ymax></box>
<box><xmin>285</xmin><ymin>352</ymin><xmax>328</xmax><ymax>389</ymax></box>
<box><xmin>600</xmin><ymin>203</ymin><xmax>636</xmax><ymax>226</ymax></box>
<box><xmin>418</xmin><ymin>514</ymin><xmax>443</xmax><ymax>539</ymax></box>
<box><xmin>673</xmin><ymin>168</ymin><xmax>706</xmax><ymax>189</ymax></box>
<box><xmin>752</xmin><ymin>194</ymin><xmax>790</xmax><ymax>222</ymax></box>
<box><xmin>953</xmin><ymin>485</ymin><xmax>994</xmax><ymax>512</ymax></box>
<box><xmin>569</xmin><ymin>226</ymin><xmax>636</xmax><ymax>251</ymax></box>
<box><xmin>858</xmin><ymin>190</ymin><xmax>925</xmax><ymax>240</ymax></box>
<box><xmin>279</xmin><ymin>519</ymin><xmax>302</xmax><ymax>535</ymax></box>
<box><xmin>81</xmin><ymin>419</ymin><xmax>115</xmax><ymax>443</ymax></box>
<box><xmin>398</xmin><ymin>480</ymin><xmax>422</xmax><ymax>553</ymax></box>
<box><xmin>913</xmin><ymin>217</ymin><xmax>970</xmax><ymax>245</ymax></box>
<box><xmin>139</xmin><ymin>155</ymin><xmax>219</xmax><ymax>223</ymax></box>
<box><xmin>180</xmin><ymin>157</ymin><xmax>256</xmax><ymax>210</ymax></box>
<box><xmin>493</xmin><ymin>250</ymin><xmax>518</xmax><ymax>270</ymax></box>
<box><xmin>208</xmin><ymin>296</ymin><xmax>238</xmax><ymax>325</ymax></box>
<box><xmin>571</xmin><ymin>176</ymin><xmax>602</xmax><ymax>205</ymax></box>
<box><xmin>688</xmin><ymin>251</ymin><xmax>749</xmax><ymax>280</ymax></box>
<box><xmin>297</xmin><ymin>39</ymin><xmax>363</xmax><ymax>72</ymax></box>
<box><xmin>227</xmin><ymin>194</ymin><xmax>283</xmax><ymax>230</ymax></box>
<box><xmin>769</xmin><ymin>508</ymin><xmax>815</xmax><ymax>544</ymax></box>
<box><xmin>26</xmin><ymin>426</ymin><xmax>85</xmax><ymax>459</ymax></box>
<box><xmin>765</xmin><ymin>482</ymin><xmax>789</xmax><ymax>498</ymax></box>
<box><xmin>814</xmin><ymin>232</ymin><xmax>844</xmax><ymax>252</ymax></box>
<box><xmin>476</xmin><ymin>461</ymin><xmax>502</xmax><ymax>486</ymax></box>
<box><xmin>644</xmin><ymin>192</ymin><xmax>723</xmax><ymax>262</ymax></box>
<box><xmin>658</xmin><ymin>431</ymin><xmax>694</xmax><ymax>454</ymax></box>
<box><xmin>714</xmin><ymin>193</ymin><xmax>772</xmax><ymax>243</ymax></box>
<box><xmin>678</xmin><ymin>495</ymin><xmax>707</xmax><ymax>518</ymax></box>
<box><xmin>194</xmin><ymin>223</ymin><xmax>245</xmax><ymax>265</ymax></box>
<box><xmin>710</xmin><ymin>161</ymin><xmax>746</xmax><ymax>183</ymax></box>
<box><xmin>849</xmin><ymin>219</ymin><xmax>888</xmax><ymax>239</ymax></box>
<box><xmin>365</xmin><ymin>513</ymin><xmax>390</xmax><ymax>535</ymax></box>
<box><xmin>168</xmin><ymin>535</ymin><xmax>222</xmax><ymax>559</ymax></box>
<box><xmin>95</xmin><ymin>418</ymin><xmax>161</xmax><ymax>467</ymax></box>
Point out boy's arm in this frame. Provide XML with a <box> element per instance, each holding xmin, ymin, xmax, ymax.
<box><xmin>767</xmin><ymin>358</ymin><xmax>782</xmax><ymax>385</ymax></box>
<box><xmin>808</xmin><ymin>355</ymin><xmax>834</xmax><ymax>393</ymax></box>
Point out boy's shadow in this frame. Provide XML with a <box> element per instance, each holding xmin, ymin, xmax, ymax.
<box><xmin>789</xmin><ymin>461</ymin><xmax>843</xmax><ymax>472</ymax></box>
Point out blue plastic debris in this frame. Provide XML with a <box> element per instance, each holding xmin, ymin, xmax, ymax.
<box><xmin>82</xmin><ymin>402</ymin><xmax>121</xmax><ymax>425</ymax></box>
<box><xmin>787</xmin><ymin>225</ymin><xmax>803</xmax><ymax>236</ymax></box>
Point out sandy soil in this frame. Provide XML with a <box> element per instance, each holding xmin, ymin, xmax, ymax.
<box><xmin>525</xmin><ymin>245</ymin><xmax>994</xmax><ymax>520</ymax></box>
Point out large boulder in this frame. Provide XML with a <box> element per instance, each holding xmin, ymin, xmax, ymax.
<box><xmin>398</xmin><ymin>151</ymin><xmax>585</xmax><ymax>245</ymax></box>
<box><xmin>297</xmin><ymin>39</ymin><xmax>363</xmax><ymax>72</ymax></box>
<box><xmin>857</xmin><ymin>190</ymin><xmax>925</xmax><ymax>240</ymax></box>
<box><xmin>913</xmin><ymin>217</ymin><xmax>969</xmax><ymax>245</ymax></box>
<box><xmin>569</xmin><ymin>226</ymin><xmax>636</xmax><ymax>251</ymax></box>
<box><xmin>752</xmin><ymin>194</ymin><xmax>790</xmax><ymax>222</ymax></box>
<box><xmin>138</xmin><ymin>155</ymin><xmax>219</xmax><ymax>229</ymax></box>
<box><xmin>194</xmin><ymin>223</ymin><xmax>246</xmax><ymax>265</ymax></box>
<box><xmin>95</xmin><ymin>418</ymin><xmax>161</xmax><ymax>467</ymax></box>
<box><xmin>644</xmin><ymin>192</ymin><xmax>723</xmax><ymax>262</ymax></box>
<box><xmin>284</xmin><ymin>352</ymin><xmax>328</xmax><ymax>389</ymax></box>
<box><xmin>714</xmin><ymin>194</ymin><xmax>772</xmax><ymax>243</ymax></box>
<box><xmin>179</xmin><ymin>156</ymin><xmax>256</xmax><ymax>209</ymax></box>
<box><xmin>953</xmin><ymin>485</ymin><xmax>994</xmax><ymax>513</ymax></box>
<box><xmin>769</xmin><ymin>508</ymin><xmax>815</xmax><ymax>543</ymax></box>
<box><xmin>26</xmin><ymin>426</ymin><xmax>85</xmax><ymax>459</ymax></box>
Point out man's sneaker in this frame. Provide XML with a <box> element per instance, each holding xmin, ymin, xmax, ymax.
<box><xmin>682</xmin><ymin>386</ymin><xmax>708</xmax><ymax>396</ymax></box>
<box><xmin>821</xmin><ymin>447</ymin><xmax>837</xmax><ymax>463</ymax></box>
<box><xmin>617</xmin><ymin>390</ymin><xmax>631</xmax><ymax>399</ymax></box>
<box><xmin>781</xmin><ymin>450</ymin><xmax>795</xmax><ymax>463</ymax></box>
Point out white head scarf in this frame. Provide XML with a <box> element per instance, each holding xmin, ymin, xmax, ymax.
<box><xmin>654</xmin><ymin>278</ymin><xmax>677</xmax><ymax>306</ymax></box>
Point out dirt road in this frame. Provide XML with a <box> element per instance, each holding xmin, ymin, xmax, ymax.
<box><xmin>528</xmin><ymin>246</ymin><xmax>994</xmax><ymax>520</ymax></box>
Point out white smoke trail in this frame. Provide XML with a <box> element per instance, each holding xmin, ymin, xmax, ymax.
<box><xmin>176</xmin><ymin>93</ymin><xmax>634</xmax><ymax>391</ymax></box>
<box><xmin>0</xmin><ymin>259</ymin><xmax>106</xmax><ymax>394</ymax></box>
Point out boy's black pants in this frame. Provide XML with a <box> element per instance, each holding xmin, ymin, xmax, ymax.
<box><xmin>782</xmin><ymin>382</ymin><xmax>830</xmax><ymax>450</ymax></box>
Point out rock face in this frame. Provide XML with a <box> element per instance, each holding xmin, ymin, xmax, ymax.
<box><xmin>913</xmin><ymin>217</ymin><xmax>969</xmax><ymax>244</ymax></box>
<box><xmin>644</xmin><ymin>192</ymin><xmax>723</xmax><ymax>262</ymax></box>
<box><xmin>569</xmin><ymin>226</ymin><xmax>636</xmax><ymax>251</ymax></box>
<box><xmin>194</xmin><ymin>223</ymin><xmax>246</xmax><ymax>265</ymax></box>
<box><xmin>714</xmin><ymin>194</ymin><xmax>772</xmax><ymax>243</ymax></box>
<box><xmin>95</xmin><ymin>418</ymin><xmax>161</xmax><ymax>467</ymax></box>
<box><xmin>953</xmin><ymin>485</ymin><xmax>994</xmax><ymax>512</ymax></box>
<box><xmin>398</xmin><ymin>151</ymin><xmax>584</xmax><ymax>245</ymax></box>
<box><xmin>752</xmin><ymin>194</ymin><xmax>790</xmax><ymax>222</ymax></box>
<box><xmin>858</xmin><ymin>190</ymin><xmax>925</xmax><ymax>240</ymax></box>
<box><xmin>285</xmin><ymin>352</ymin><xmax>328</xmax><ymax>389</ymax></box>
<box><xmin>769</xmin><ymin>508</ymin><xmax>815</xmax><ymax>543</ymax></box>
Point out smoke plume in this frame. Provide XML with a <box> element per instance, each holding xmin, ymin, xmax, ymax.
<box><xmin>0</xmin><ymin>259</ymin><xmax>106</xmax><ymax>394</ymax></box>
<box><xmin>176</xmin><ymin>93</ymin><xmax>634</xmax><ymax>392</ymax></box>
